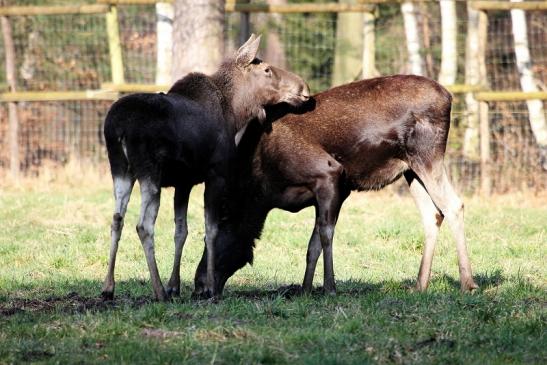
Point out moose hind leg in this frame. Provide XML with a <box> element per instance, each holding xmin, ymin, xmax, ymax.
<box><xmin>302</xmin><ymin>227</ymin><xmax>321</xmax><ymax>293</ymax></box>
<box><xmin>404</xmin><ymin>171</ymin><xmax>443</xmax><ymax>292</ymax></box>
<box><xmin>166</xmin><ymin>185</ymin><xmax>191</xmax><ymax>297</ymax></box>
<box><xmin>415</xmin><ymin>165</ymin><xmax>478</xmax><ymax>292</ymax></box>
<box><xmin>136</xmin><ymin>179</ymin><xmax>168</xmax><ymax>301</ymax></box>
<box><xmin>102</xmin><ymin>175</ymin><xmax>135</xmax><ymax>300</ymax></box>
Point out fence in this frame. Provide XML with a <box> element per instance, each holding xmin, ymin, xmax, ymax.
<box><xmin>0</xmin><ymin>0</ymin><xmax>546</xmax><ymax>194</ymax></box>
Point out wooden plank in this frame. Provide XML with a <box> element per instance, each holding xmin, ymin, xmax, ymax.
<box><xmin>0</xmin><ymin>4</ymin><xmax>109</xmax><ymax>16</ymax></box>
<box><xmin>470</xmin><ymin>1</ymin><xmax>547</xmax><ymax>11</ymax></box>
<box><xmin>225</xmin><ymin>2</ymin><xmax>375</xmax><ymax>13</ymax></box>
<box><xmin>97</xmin><ymin>0</ymin><xmax>164</xmax><ymax>5</ymax></box>
<box><xmin>0</xmin><ymin>91</ymin><xmax>119</xmax><ymax>102</ymax></box>
<box><xmin>475</xmin><ymin>91</ymin><xmax>547</xmax><ymax>101</ymax></box>
<box><xmin>99</xmin><ymin>0</ymin><xmax>374</xmax><ymax>11</ymax></box>
<box><xmin>444</xmin><ymin>84</ymin><xmax>484</xmax><ymax>93</ymax></box>
<box><xmin>102</xmin><ymin>83</ymin><xmax>170</xmax><ymax>92</ymax></box>
<box><xmin>106</xmin><ymin>6</ymin><xmax>125</xmax><ymax>84</ymax></box>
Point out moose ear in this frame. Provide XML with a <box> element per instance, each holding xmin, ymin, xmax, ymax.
<box><xmin>235</xmin><ymin>34</ymin><xmax>262</xmax><ymax>67</ymax></box>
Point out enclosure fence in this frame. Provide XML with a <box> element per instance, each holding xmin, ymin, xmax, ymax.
<box><xmin>0</xmin><ymin>0</ymin><xmax>546</xmax><ymax>194</ymax></box>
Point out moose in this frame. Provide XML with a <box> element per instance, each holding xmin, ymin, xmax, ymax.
<box><xmin>101</xmin><ymin>34</ymin><xmax>310</xmax><ymax>301</ymax></box>
<box><xmin>193</xmin><ymin>75</ymin><xmax>479</xmax><ymax>296</ymax></box>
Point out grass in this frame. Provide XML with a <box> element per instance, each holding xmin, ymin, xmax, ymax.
<box><xmin>0</xmin><ymin>174</ymin><xmax>546</xmax><ymax>364</ymax></box>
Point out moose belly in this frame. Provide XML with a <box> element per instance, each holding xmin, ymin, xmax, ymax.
<box><xmin>347</xmin><ymin>158</ymin><xmax>409</xmax><ymax>191</ymax></box>
<box><xmin>274</xmin><ymin>185</ymin><xmax>315</xmax><ymax>213</ymax></box>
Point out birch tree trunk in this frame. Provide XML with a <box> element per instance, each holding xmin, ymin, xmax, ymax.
<box><xmin>401</xmin><ymin>1</ymin><xmax>424</xmax><ymax>75</ymax></box>
<box><xmin>362</xmin><ymin>10</ymin><xmax>379</xmax><ymax>79</ymax></box>
<box><xmin>332</xmin><ymin>0</ymin><xmax>364</xmax><ymax>86</ymax></box>
<box><xmin>155</xmin><ymin>2</ymin><xmax>173</xmax><ymax>85</ymax></box>
<box><xmin>463</xmin><ymin>4</ymin><xmax>487</xmax><ymax>161</ymax></box>
<box><xmin>510</xmin><ymin>0</ymin><xmax>547</xmax><ymax>169</ymax></box>
<box><xmin>438</xmin><ymin>0</ymin><xmax>457</xmax><ymax>85</ymax></box>
<box><xmin>171</xmin><ymin>0</ymin><xmax>225</xmax><ymax>81</ymax></box>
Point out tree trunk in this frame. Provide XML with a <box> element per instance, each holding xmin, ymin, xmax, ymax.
<box><xmin>264</xmin><ymin>0</ymin><xmax>287</xmax><ymax>69</ymax></box>
<box><xmin>438</xmin><ymin>0</ymin><xmax>457</xmax><ymax>85</ymax></box>
<box><xmin>155</xmin><ymin>2</ymin><xmax>174</xmax><ymax>85</ymax></box>
<box><xmin>171</xmin><ymin>0</ymin><xmax>225</xmax><ymax>81</ymax></box>
<box><xmin>463</xmin><ymin>4</ymin><xmax>487</xmax><ymax>161</ymax></box>
<box><xmin>332</xmin><ymin>0</ymin><xmax>364</xmax><ymax>86</ymax></box>
<box><xmin>1</xmin><ymin>14</ymin><xmax>19</xmax><ymax>180</ymax></box>
<box><xmin>401</xmin><ymin>1</ymin><xmax>423</xmax><ymax>75</ymax></box>
<box><xmin>362</xmin><ymin>10</ymin><xmax>379</xmax><ymax>79</ymax></box>
<box><xmin>510</xmin><ymin>0</ymin><xmax>547</xmax><ymax>169</ymax></box>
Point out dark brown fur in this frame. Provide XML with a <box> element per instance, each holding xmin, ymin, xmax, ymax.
<box><xmin>194</xmin><ymin>75</ymin><xmax>478</xmax><ymax>296</ymax></box>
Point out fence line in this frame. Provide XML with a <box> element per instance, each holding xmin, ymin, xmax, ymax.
<box><xmin>1</xmin><ymin>1</ymin><xmax>546</xmax><ymax>194</ymax></box>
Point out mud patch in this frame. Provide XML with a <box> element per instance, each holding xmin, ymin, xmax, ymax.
<box><xmin>0</xmin><ymin>291</ymin><xmax>152</xmax><ymax>317</ymax></box>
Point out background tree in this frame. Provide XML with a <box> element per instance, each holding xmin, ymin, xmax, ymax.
<box><xmin>332</xmin><ymin>0</ymin><xmax>363</xmax><ymax>86</ymax></box>
<box><xmin>438</xmin><ymin>0</ymin><xmax>457</xmax><ymax>85</ymax></box>
<box><xmin>463</xmin><ymin>2</ymin><xmax>487</xmax><ymax>161</ymax></box>
<box><xmin>401</xmin><ymin>0</ymin><xmax>423</xmax><ymax>75</ymax></box>
<box><xmin>510</xmin><ymin>0</ymin><xmax>547</xmax><ymax>169</ymax></box>
<box><xmin>171</xmin><ymin>0</ymin><xmax>225</xmax><ymax>81</ymax></box>
<box><xmin>155</xmin><ymin>2</ymin><xmax>173</xmax><ymax>85</ymax></box>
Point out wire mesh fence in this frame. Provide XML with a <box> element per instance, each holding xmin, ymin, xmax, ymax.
<box><xmin>0</xmin><ymin>1</ymin><xmax>546</xmax><ymax>193</ymax></box>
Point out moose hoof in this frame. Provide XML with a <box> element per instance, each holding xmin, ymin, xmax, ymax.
<box><xmin>101</xmin><ymin>291</ymin><xmax>114</xmax><ymax>301</ymax></box>
<box><xmin>461</xmin><ymin>281</ymin><xmax>479</xmax><ymax>293</ymax></box>
<box><xmin>166</xmin><ymin>286</ymin><xmax>180</xmax><ymax>298</ymax></box>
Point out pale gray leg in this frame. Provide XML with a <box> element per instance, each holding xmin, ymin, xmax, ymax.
<box><xmin>136</xmin><ymin>179</ymin><xmax>167</xmax><ymax>301</ymax></box>
<box><xmin>416</xmin><ymin>166</ymin><xmax>478</xmax><ymax>292</ymax></box>
<box><xmin>102</xmin><ymin>175</ymin><xmax>135</xmax><ymax>300</ymax></box>
<box><xmin>166</xmin><ymin>186</ymin><xmax>191</xmax><ymax>297</ymax></box>
<box><xmin>405</xmin><ymin>171</ymin><xmax>443</xmax><ymax>291</ymax></box>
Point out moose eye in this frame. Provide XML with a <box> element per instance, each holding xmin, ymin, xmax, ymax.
<box><xmin>265</xmin><ymin>67</ymin><xmax>271</xmax><ymax>74</ymax></box>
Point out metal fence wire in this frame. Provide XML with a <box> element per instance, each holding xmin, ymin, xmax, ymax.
<box><xmin>0</xmin><ymin>1</ymin><xmax>546</xmax><ymax>193</ymax></box>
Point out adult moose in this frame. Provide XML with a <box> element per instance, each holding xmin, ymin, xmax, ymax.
<box><xmin>193</xmin><ymin>75</ymin><xmax>479</xmax><ymax>296</ymax></box>
<box><xmin>101</xmin><ymin>34</ymin><xmax>310</xmax><ymax>301</ymax></box>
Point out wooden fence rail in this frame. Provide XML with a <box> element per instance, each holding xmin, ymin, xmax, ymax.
<box><xmin>1</xmin><ymin>0</ymin><xmax>546</xmax><ymax>194</ymax></box>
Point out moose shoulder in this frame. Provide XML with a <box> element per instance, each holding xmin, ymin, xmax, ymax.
<box><xmin>194</xmin><ymin>75</ymin><xmax>479</xmax><ymax>296</ymax></box>
<box><xmin>101</xmin><ymin>34</ymin><xmax>310</xmax><ymax>301</ymax></box>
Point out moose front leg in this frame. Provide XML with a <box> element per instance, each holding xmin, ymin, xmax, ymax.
<box><xmin>302</xmin><ymin>227</ymin><xmax>321</xmax><ymax>292</ymax></box>
<box><xmin>303</xmin><ymin>161</ymin><xmax>347</xmax><ymax>295</ymax></box>
<box><xmin>201</xmin><ymin>174</ymin><xmax>226</xmax><ymax>299</ymax></box>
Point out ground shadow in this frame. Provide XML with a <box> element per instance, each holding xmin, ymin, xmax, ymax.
<box><xmin>0</xmin><ymin>270</ymin><xmax>515</xmax><ymax>318</ymax></box>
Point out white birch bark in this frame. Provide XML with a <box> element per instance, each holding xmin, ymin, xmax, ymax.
<box><xmin>401</xmin><ymin>1</ymin><xmax>424</xmax><ymax>75</ymax></box>
<box><xmin>463</xmin><ymin>4</ymin><xmax>487</xmax><ymax>160</ymax></box>
<box><xmin>438</xmin><ymin>0</ymin><xmax>458</xmax><ymax>85</ymax></box>
<box><xmin>362</xmin><ymin>11</ymin><xmax>379</xmax><ymax>79</ymax></box>
<box><xmin>510</xmin><ymin>0</ymin><xmax>547</xmax><ymax>168</ymax></box>
<box><xmin>155</xmin><ymin>2</ymin><xmax>173</xmax><ymax>85</ymax></box>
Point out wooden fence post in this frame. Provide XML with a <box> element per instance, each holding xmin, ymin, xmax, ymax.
<box><xmin>476</xmin><ymin>9</ymin><xmax>490</xmax><ymax>195</ymax></box>
<box><xmin>479</xmin><ymin>101</ymin><xmax>491</xmax><ymax>195</ymax></box>
<box><xmin>1</xmin><ymin>14</ymin><xmax>19</xmax><ymax>181</ymax></box>
<box><xmin>106</xmin><ymin>5</ymin><xmax>124</xmax><ymax>84</ymax></box>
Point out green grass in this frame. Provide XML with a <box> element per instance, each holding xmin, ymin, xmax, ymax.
<box><xmin>0</xmin><ymin>180</ymin><xmax>545</xmax><ymax>364</ymax></box>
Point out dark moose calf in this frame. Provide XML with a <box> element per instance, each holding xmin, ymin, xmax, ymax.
<box><xmin>194</xmin><ymin>75</ymin><xmax>479</xmax><ymax>296</ymax></box>
<box><xmin>102</xmin><ymin>35</ymin><xmax>310</xmax><ymax>301</ymax></box>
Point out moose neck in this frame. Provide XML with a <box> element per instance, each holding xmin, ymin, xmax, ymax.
<box><xmin>211</xmin><ymin>64</ymin><xmax>265</xmax><ymax>135</ymax></box>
